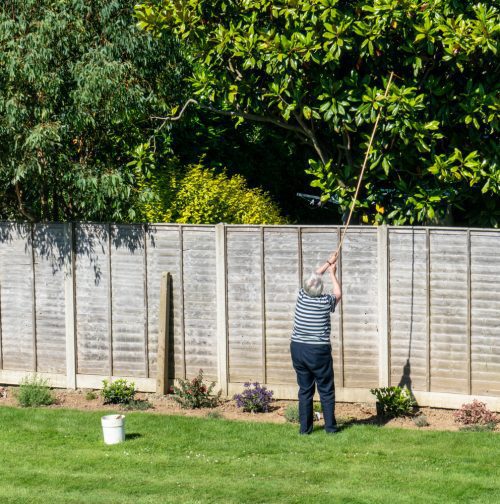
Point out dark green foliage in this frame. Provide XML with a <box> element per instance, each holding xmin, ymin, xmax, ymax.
<box><xmin>169</xmin><ymin>116</ymin><xmax>314</xmax><ymax>224</ymax></box>
<box><xmin>17</xmin><ymin>375</ymin><xmax>55</xmax><ymax>407</ymax></box>
<box><xmin>101</xmin><ymin>379</ymin><xmax>136</xmax><ymax>405</ymax></box>
<box><xmin>0</xmin><ymin>0</ymin><xmax>188</xmax><ymax>222</ymax></box>
<box><xmin>171</xmin><ymin>369</ymin><xmax>221</xmax><ymax>409</ymax></box>
<box><xmin>137</xmin><ymin>0</ymin><xmax>500</xmax><ymax>227</ymax></box>
<box><xmin>371</xmin><ymin>386</ymin><xmax>416</xmax><ymax>418</ymax></box>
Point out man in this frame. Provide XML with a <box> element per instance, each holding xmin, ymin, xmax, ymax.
<box><xmin>290</xmin><ymin>252</ymin><xmax>342</xmax><ymax>434</ymax></box>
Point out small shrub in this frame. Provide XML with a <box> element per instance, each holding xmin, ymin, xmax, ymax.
<box><xmin>454</xmin><ymin>400</ymin><xmax>498</xmax><ymax>426</ymax></box>
<box><xmin>234</xmin><ymin>382</ymin><xmax>273</xmax><ymax>413</ymax></box>
<box><xmin>17</xmin><ymin>375</ymin><xmax>54</xmax><ymax>407</ymax></box>
<box><xmin>101</xmin><ymin>378</ymin><xmax>136</xmax><ymax>405</ymax></box>
<box><xmin>284</xmin><ymin>403</ymin><xmax>300</xmax><ymax>423</ymax></box>
<box><xmin>85</xmin><ymin>390</ymin><xmax>97</xmax><ymax>401</ymax></box>
<box><xmin>370</xmin><ymin>386</ymin><xmax>416</xmax><ymax>418</ymax></box>
<box><xmin>172</xmin><ymin>369</ymin><xmax>221</xmax><ymax>409</ymax></box>
<box><xmin>413</xmin><ymin>415</ymin><xmax>429</xmax><ymax>428</ymax></box>
<box><xmin>206</xmin><ymin>410</ymin><xmax>223</xmax><ymax>420</ymax></box>
<box><xmin>122</xmin><ymin>399</ymin><xmax>152</xmax><ymax>411</ymax></box>
<box><xmin>285</xmin><ymin>402</ymin><xmax>323</xmax><ymax>423</ymax></box>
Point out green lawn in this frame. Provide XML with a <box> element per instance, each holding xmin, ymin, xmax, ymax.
<box><xmin>0</xmin><ymin>407</ymin><xmax>499</xmax><ymax>504</ymax></box>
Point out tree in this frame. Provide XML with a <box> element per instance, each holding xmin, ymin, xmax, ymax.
<box><xmin>132</xmin><ymin>151</ymin><xmax>287</xmax><ymax>224</ymax></box>
<box><xmin>0</xmin><ymin>0</ymin><xmax>188</xmax><ymax>222</ymax></box>
<box><xmin>135</xmin><ymin>0</ymin><xmax>499</xmax><ymax>226</ymax></box>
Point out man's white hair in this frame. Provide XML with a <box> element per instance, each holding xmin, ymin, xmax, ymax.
<box><xmin>303</xmin><ymin>273</ymin><xmax>323</xmax><ymax>297</ymax></box>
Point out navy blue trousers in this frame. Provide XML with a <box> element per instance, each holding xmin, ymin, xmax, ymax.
<box><xmin>290</xmin><ymin>341</ymin><xmax>337</xmax><ymax>434</ymax></box>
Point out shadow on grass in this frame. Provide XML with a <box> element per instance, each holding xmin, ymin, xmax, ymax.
<box><xmin>125</xmin><ymin>433</ymin><xmax>142</xmax><ymax>440</ymax></box>
<box><xmin>336</xmin><ymin>408</ymin><xmax>421</xmax><ymax>432</ymax></box>
<box><xmin>338</xmin><ymin>415</ymin><xmax>408</xmax><ymax>432</ymax></box>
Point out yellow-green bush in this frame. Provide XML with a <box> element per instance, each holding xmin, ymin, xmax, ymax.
<box><xmin>138</xmin><ymin>162</ymin><xmax>287</xmax><ymax>225</ymax></box>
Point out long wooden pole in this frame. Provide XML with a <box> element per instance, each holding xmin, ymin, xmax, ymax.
<box><xmin>335</xmin><ymin>72</ymin><xmax>395</xmax><ymax>256</ymax></box>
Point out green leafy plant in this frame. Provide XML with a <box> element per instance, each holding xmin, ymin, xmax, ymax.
<box><xmin>0</xmin><ymin>0</ymin><xmax>188</xmax><ymax>223</ymax></box>
<box><xmin>85</xmin><ymin>391</ymin><xmax>97</xmax><ymax>401</ymax></box>
<box><xmin>284</xmin><ymin>403</ymin><xmax>300</xmax><ymax>424</ymax></box>
<box><xmin>136</xmin><ymin>0</ymin><xmax>500</xmax><ymax>227</ymax></box>
<box><xmin>101</xmin><ymin>379</ymin><xmax>136</xmax><ymax>405</ymax></box>
<box><xmin>413</xmin><ymin>415</ymin><xmax>430</xmax><ymax>428</ymax></box>
<box><xmin>284</xmin><ymin>402</ymin><xmax>323</xmax><ymax>423</ymax></box>
<box><xmin>171</xmin><ymin>369</ymin><xmax>221</xmax><ymax>409</ymax></box>
<box><xmin>122</xmin><ymin>399</ymin><xmax>152</xmax><ymax>411</ymax></box>
<box><xmin>17</xmin><ymin>375</ymin><xmax>55</xmax><ymax>407</ymax></box>
<box><xmin>138</xmin><ymin>161</ymin><xmax>287</xmax><ymax>224</ymax></box>
<box><xmin>454</xmin><ymin>400</ymin><xmax>498</xmax><ymax>427</ymax></box>
<box><xmin>370</xmin><ymin>386</ymin><xmax>416</xmax><ymax>418</ymax></box>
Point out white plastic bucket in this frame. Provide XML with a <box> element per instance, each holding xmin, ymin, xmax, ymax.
<box><xmin>101</xmin><ymin>414</ymin><xmax>125</xmax><ymax>444</ymax></box>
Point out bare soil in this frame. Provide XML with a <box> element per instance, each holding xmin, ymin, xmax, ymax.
<box><xmin>2</xmin><ymin>385</ymin><xmax>498</xmax><ymax>432</ymax></box>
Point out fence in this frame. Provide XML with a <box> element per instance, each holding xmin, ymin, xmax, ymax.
<box><xmin>0</xmin><ymin>222</ymin><xmax>499</xmax><ymax>410</ymax></box>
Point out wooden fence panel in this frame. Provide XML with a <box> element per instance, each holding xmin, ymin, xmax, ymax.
<box><xmin>264</xmin><ymin>229</ymin><xmax>298</xmax><ymax>384</ymax></box>
<box><xmin>0</xmin><ymin>223</ymin><xmax>34</xmax><ymax>371</ymax></box>
<box><xmin>227</xmin><ymin>228</ymin><xmax>263</xmax><ymax>382</ymax></box>
<box><xmin>341</xmin><ymin>229</ymin><xmax>379</xmax><ymax>388</ymax></box>
<box><xmin>75</xmin><ymin>224</ymin><xmax>111</xmax><ymax>375</ymax></box>
<box><xmin>146</xmin><ymin>225</ymin><xmax>183</xmax><ymax>379</ymax></box>
<box><xmin>1</xmin><ymin>222</ymin><xmax>500</xmax><ymax>409</ymax></box>
<box><xmin>33</xmin><ymin>224</ymin><xmax>67</xmax><ymax>373</ymax></box>
<box><xmin>389</xmin><ymin>229</ymin><xmax>428</xmax><ymax>391</ymax></box>
<box><xmin>110</xmin><ymin>225</ymin><xmax>147</xmax><ymax>377</ymax></box>
<box><xmin>430</xmin><ymin>230</ymin><xmax>469</xmax><ymax>393</ymax></box>
<box><xmin>182</xmin><ymin>227</ymin><xmax>218</xmax><ymax>380</ymax></box>
<box><xmin>470</xmin><ymin>231</ymin><xmax>500</xmax><ymax>397</ymax></box>
<box><xmin>301</xmin><ymin>228</ymin><xmax>342</xmax><ymax>385</ymax></box>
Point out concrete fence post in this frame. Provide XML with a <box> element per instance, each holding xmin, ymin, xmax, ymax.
<box><xmin>64</xmin><ymin>223</ymin><xmax>77</xmax><ymax>389</ymax></box>
<box><xmin>377</xmin><ymin>225</ymin><xmax>390</xmax><ymax>387</ymax></box>
<box><xmin>215</xmin><ymin>223</ymin><xmax>229</xmax><ymax>395</ymax></box>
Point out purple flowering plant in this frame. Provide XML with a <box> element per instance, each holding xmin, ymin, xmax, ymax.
<box><xmin>234</xmin><ymin>382</ymin><xmax>274</xmax><ymax>413</ymax></box>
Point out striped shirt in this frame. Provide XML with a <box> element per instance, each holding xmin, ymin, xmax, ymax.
<box><xmin>291</xmin><ymin>289</ymin><xmax>336</xmax><ymax>345</ymax></box>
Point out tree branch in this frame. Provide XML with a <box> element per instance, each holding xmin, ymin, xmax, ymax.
<box><xmin>152</xmin><ymin>98</ymin><xmax>347</xmax><ymax>188</ymax></box>
<box><xmin>293</xmin><ymin>111</ymin><xmax>346</xmax><ymax>188</ymax></box>
<box><xmin>227</xmin><ymin>59</ymin><xmax>243</xmax><ymax>81</ymax></box>
<box><xmin>292</xmin><ymin>111</ymin><xmax>328</xmax><ymax>163</ymax></box>
<box><xmin>15</xmin><ymin>182</ymin><xmax>36</xmax><ymax>222</ymax></box>
<box><xmin>342</xmin><ymin>129</ymin><xmax>354</xmax><ymax>168</ymax></box>
<box><xmin>151</xmin><ymin>98</ymin><xmax>308</xmax><ymax>137</ymax></box>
